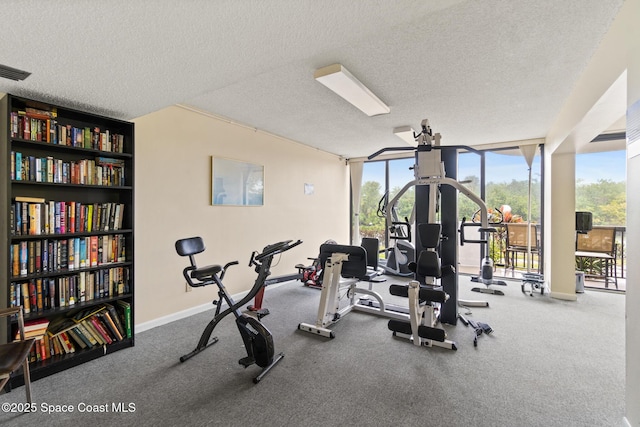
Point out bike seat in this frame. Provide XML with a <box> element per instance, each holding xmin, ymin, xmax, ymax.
<box><xmin>191</xmin><ymin>264</ymin><xmax>223</xmax><ymax>281</ymax></box>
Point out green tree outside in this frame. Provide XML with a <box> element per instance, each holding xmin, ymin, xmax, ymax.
<box><xmin>359</xmin><ymin>181</ymin><xmax>386</xmax><ymax>240</ymax></box>
<box><xmin>576</xmin><ymin>179</ymin><xmax>626</xmax><ymax>226</ymax></box>
<box><xmin>359</xmin><ymin>177</ymin><xmax>626</xmax><ymax>240</ymax></box>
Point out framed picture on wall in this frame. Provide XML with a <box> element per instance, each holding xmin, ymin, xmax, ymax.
<box><xmin>211</xmin><ymin>157</ymin><xmax>264</xmax><ymax>206</ymax></box>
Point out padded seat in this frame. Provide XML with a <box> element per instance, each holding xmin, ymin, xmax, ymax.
<box><xmin>413</xmin><ymin>250</ymin><xmax>441</xmax><ymax>279</ymax></box>
<box><xmin>191</xmin><ymin>265</ymin><xmax>223</xmax><ymax>281</ymax></box>
<box><xmin>176</xmin><ymin>237</ymin><xmax>227</xmax><ymax>288</ymax></box>
<box><xmin>389</xmin><ymin>284</ymin><xmax>446</xmax><ymax>302</ymax></box>
<box><xmin>410</xmin><ymin>223</ymin><xmax>444</xmax><ymax>287</ymax></box>
<box><xmin>360</xmin><ymin>237</ymin><xmax>386</xmax><ymax>283</ymax></box>
<box><xmin>318</xmin><ymin>243</ymin><xmax>367</xmax><ymax>280</ymax></box>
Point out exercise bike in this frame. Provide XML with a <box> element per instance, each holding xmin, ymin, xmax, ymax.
<box><xmin>376</xmin><ymin>191</ymin><xmax>415</xmax><ymax>277</ymax></box>
<box><xmin>175</xmin><ymin>237</ymin><xmax>302</xmax><ymax>383</ymax></box>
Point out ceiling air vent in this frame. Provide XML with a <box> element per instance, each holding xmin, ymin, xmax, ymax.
<box><xmin>590</xmin><ymin>132</ymin><xmax>626</xmax><ymax>143</ymax></box>
<box><xmin>0</xmin><ymin>64</ymin><xmax>31</xmax><ymax>81</ymax></box>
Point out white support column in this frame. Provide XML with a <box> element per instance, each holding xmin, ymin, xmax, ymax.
<box><xmin>625</xmin><ymin>2</ymin><xmax>640</xmax><ymax>426</ymax></box>
<box><xmin>544</xmin><ymin>152</ymin><xmax>577</xmax><ymax>300</ymax></box>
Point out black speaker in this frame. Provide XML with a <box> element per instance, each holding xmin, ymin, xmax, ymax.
<box><xmin>576</xmin><ymin>211</ymin><xmax>593</xmax><ymax>234</ymax></box>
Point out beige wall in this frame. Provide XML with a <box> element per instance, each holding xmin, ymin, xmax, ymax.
<box><xmin>132</xmin><ymin>105</ymin><xmax>349</xmax><ymax>326</ymax></box>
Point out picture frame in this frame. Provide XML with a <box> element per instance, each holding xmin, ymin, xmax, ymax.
<box><xmin>211</xmin><ymin>157</ymin><xmax>264</xmax><ymax>206</ymax></box>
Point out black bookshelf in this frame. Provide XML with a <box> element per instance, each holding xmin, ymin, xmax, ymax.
<box><xmin>0</xmin><ymin>94</ymin><xmax>135</xmax><ymax>390</ymax></box>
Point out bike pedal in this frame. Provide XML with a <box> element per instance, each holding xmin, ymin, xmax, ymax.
<box><xmin>238</xmin><ymin>356</ymin><xmax>255</xmax><ymax>368</ymax></box>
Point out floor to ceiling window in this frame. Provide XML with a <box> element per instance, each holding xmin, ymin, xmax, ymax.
<box><xmin>575</xmin><ymin>150</ymin><xmax>626</xmax><ymax>227</ymax></box>
<box><xmin>359</xmin><ymin>160</ymin><xmax>386</xmax><ymax>242</ymax></box>
<box><xmin>356</xmin><ymin>145</ymin><xmax>627</xmax><ymax>291</ymax></box>
<box><xmin>357</xmin><ymin>146</ymin><xmax>543</xmax><ymax>277</ymax></box>
<box><xmin>575</xmin><ymin>149</ymin><xmax>626</xmax><ymax>291</ymax></box>
<box><xmin>359</xmin><ymin>158</ymin><xmax>415</xmax><ymax>251</ymax></box>
<box><xmin>458</xmin><ymin>147</ymin><xmax>542</xmax><ymax>276</ymax></box>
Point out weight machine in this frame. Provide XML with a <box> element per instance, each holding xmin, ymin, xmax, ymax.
<box><xmin>298</xmin><ymin>120</ymin><xmax>496</xmax><ymax>348</ymax></box>
<box><xmin>297</xmin><ymin>242</ymin><xmax>409</xmax><ymax>339</ymax></box>
<box><xmin>387</xmin><ymin>223</ymin><xmax>458</xmax><ymax>350</ymax></box>
<box><xmin>368</xmin><ymin>119</ymin><xmax>497</xmax><ymax>325</ymax></box>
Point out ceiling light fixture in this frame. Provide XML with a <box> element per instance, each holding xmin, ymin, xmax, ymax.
<box><xmin>0</xmin><ymin>64</ymin><xmax>31</xmax><ymax>81</ymax></box>
<box><xmin>393</xmin><ymin>126</ymin><xmax>416</xmax><ymax>146</ymax></box>
<box><xmin>314</xmin><ymin>64</ymin><xmax>390</xmax><ymax>116</ymax></box>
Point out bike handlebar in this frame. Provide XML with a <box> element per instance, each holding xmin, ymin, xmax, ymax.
<box><xmin>251</xmin><ymin>239</ymin><xmax>303</xmax><ymax>264</ymax></box>
<box><xmin>220</xmin><ymin>261</ymin><xmax>239</xmax><ymax>280</ymax></box>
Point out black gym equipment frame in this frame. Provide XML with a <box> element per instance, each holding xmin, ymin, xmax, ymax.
<box><xmin>368</xmin><ymin>119</ymin><xmax>495</xmax><ymax>325</ymax></box>
<box><xmin>176</xmin><ymin>238</ymin><xmax>302</xmax><ymax>383</ymax></box>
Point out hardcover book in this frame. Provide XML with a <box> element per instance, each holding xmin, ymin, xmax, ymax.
<box><xmin>116</xmin><ymin>300</ymin><xmax>132</xmax><ymax>338</ymax></box>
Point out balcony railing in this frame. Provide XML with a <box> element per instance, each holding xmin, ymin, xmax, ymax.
<box><xmin>481</xmin><ymin>224</ymin><xmax>626</xmax><ymax>290</ymax></box>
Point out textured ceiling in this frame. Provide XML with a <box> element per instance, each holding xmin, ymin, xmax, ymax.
<box><xmin>0</xmin><ymin>0</ymin><xmax>624</xmax><ymax>159</ymax></box>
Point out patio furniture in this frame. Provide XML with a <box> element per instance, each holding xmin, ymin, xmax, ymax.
<box><xmin>575</xmin><ymin>226</ymin><xmax>618</xmax><ymax>289</ymax></box>
<box><xmin>505</xmin><ymin>223</ymin><xmax>540</xmax><ymax>273</ymax></box>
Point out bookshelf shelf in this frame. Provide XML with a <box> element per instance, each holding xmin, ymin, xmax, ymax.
<box><xmin>11</xmin><ymin>137</ymin><xmax>133</xmax><ymax>157</ymax></box>
<box><xmin>10</xmin><ymin>338</ymin><xmax>134</xmax><ymax>388</ymax></box>
<box><xmin>11</xmin><ymin>181</ymin><xmax>133</xmax><ymax>190</ymax></box>
<box><xmin>10</xmin><ymin>229</ymin><xmax>134</xmax><ymax>241</ymax></box>
<box><xmin>9</xmin><ymin>262</ymin><xmax>133</xmax><ymax>281</ymax></box>
<box><xmin>21</xmin><ymin>293</ymin><xmax>133</xmax><ymax>323</ymax></box>
<box><xmin>1</xmin><ymin>94</ymin><xmax>135</xmax><ymax>391</ymax></box>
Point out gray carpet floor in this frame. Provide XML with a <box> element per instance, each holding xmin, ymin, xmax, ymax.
<box><xmin>0</xmin><ymin>275</ymin><xmax>626</xmax><ymax>426</ymax></box>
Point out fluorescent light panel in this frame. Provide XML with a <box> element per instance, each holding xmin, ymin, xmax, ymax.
<box><xmin>393</xmin><ymin>126</ymin><xmax>416</xmax><ymax>146</ymax></box>
<box><xmin>314</xmin><ymin>64</ymin><xmax>390</xmax><ymax>116</ymax></box>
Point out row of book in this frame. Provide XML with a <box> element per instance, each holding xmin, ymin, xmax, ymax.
<box><xmin>10</xmin><ymin>108</ymin><xmax>126</xmax><ymax>153</ymax></box>
<box><xmin>10</xmin><ymin>234</ymin><xmax>126</xmax><ymax>277</ymax></box>
<box><xmin>19</xmin><ymin>302</ymin><xmax>132</xmax><ymax>363</ymax></box>
<box><xmin>10</xmin><ymin>197</ymin><xmax>125</xmax><ymax>236</ymax></box>
<box><xmin>11</xmin><ymin>152</ymin><xmax>126</xmax><ymax>187</ymax></box>
<box><xmin>10</xmin><ymin>266</ymin><xmax>130</xmax><ymax>313</ymax></box>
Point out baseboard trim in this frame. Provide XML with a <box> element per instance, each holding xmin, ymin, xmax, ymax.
<box><xmin>135</xmin><ymin>280</ymin><xmax>297</xmax><ymax>333</ymax></box>
<box><xmin>135</xmin><ymin>301</ymin><xmax>218</xmax><ymax>334</ymax></box>
<box><xmin>550</xmin><ymin>291</ymin><xmax>578</xmax><ymax>301</ymax></box>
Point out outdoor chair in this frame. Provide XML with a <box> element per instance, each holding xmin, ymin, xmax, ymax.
<box><xmin>505</xmin><ymin>223</ymin><xmax>540</xmax><ymax>273</ymax></box>
<box><xmin>575</xmin><ymin>226</ymin><xmax>618</xmax><ymax>289</ymax></box>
